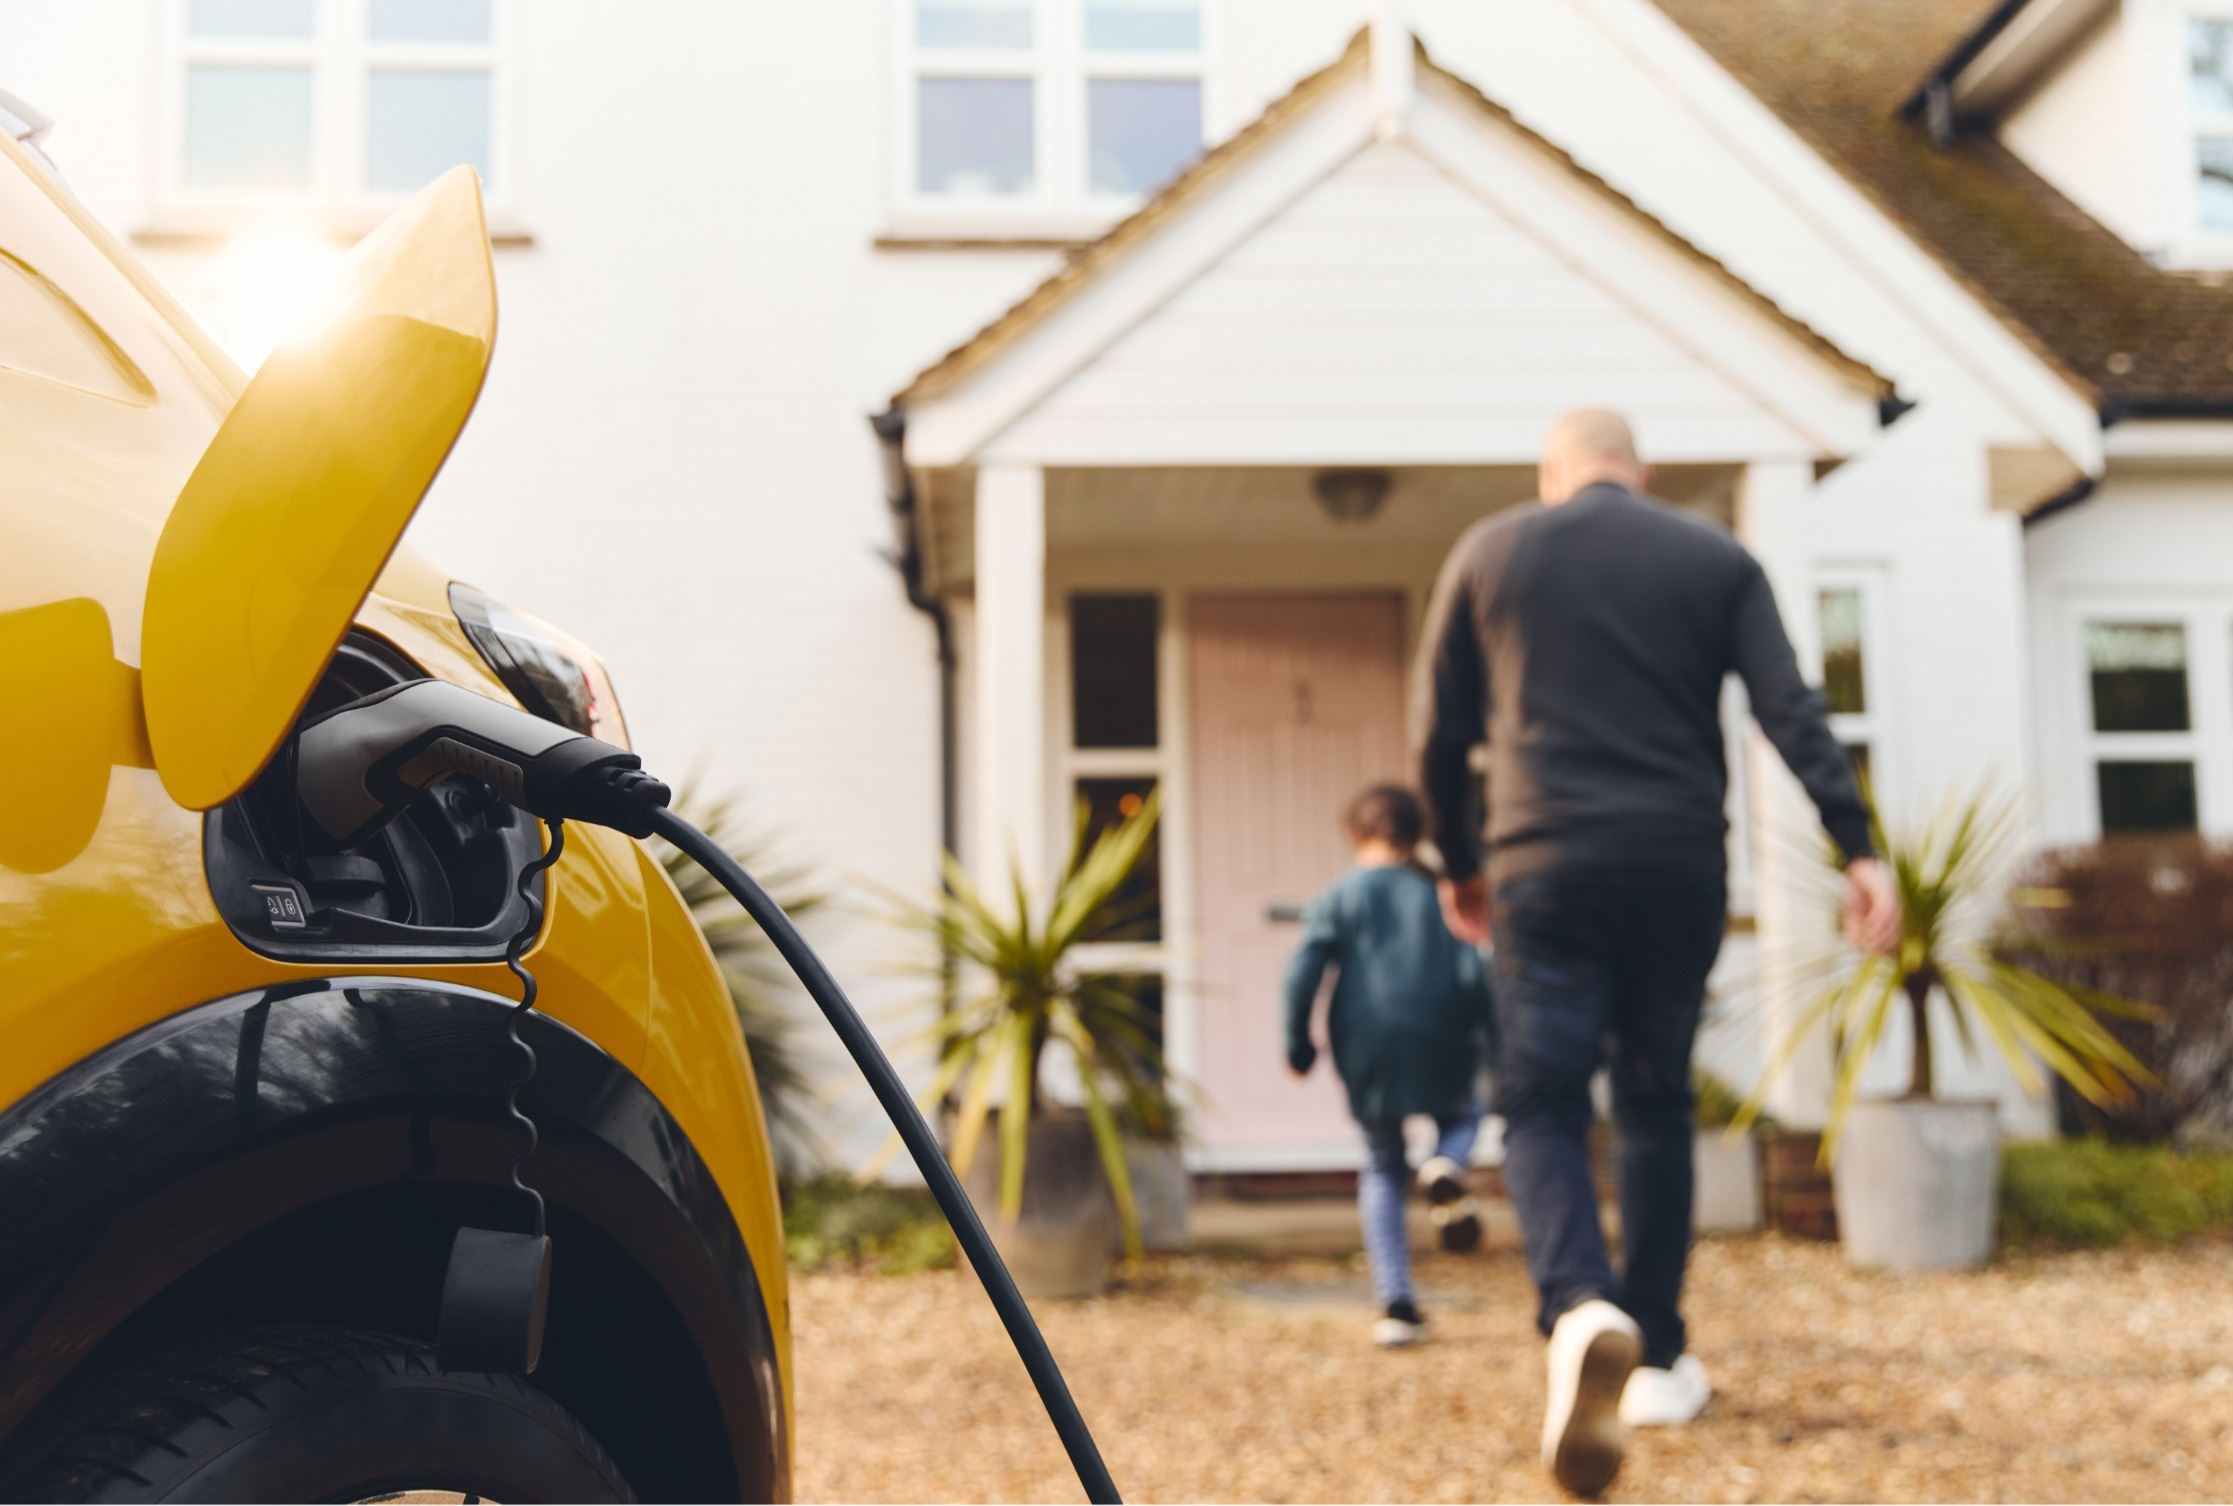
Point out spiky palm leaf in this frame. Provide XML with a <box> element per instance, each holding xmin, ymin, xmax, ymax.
<box><xmin>651</xmin><ymin>782</ymin><xmax>826</xmax><ymax>1178</ymax></box>
<box><xmin>875</xmin><ymin>787</ymin><xmax>1175</xmax><ymax>1262</ymax></box>
<box><xmin>1736</xmin><ymin>780</ymin><xmax>2155</xmax><ymax>1161</ymax></box>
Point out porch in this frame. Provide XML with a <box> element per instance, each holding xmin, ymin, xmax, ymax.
<box><xmin>937</xmin><ymin>461</ymin><xmax>1791</xmax><ymax>1171</ymax></box>
<box><xmin>883</xmin><ymin>24</ymin><xmax>1897</xmax><ymax>1167</ymax></box>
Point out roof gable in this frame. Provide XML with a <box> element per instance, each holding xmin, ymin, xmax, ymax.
<box><xmin>894</xmin><ymin>29</ymin><xmax>1890</xmax><ymax>469</ymax></box>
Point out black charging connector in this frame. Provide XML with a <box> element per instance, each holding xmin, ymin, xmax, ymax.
<box><xmin>291</xmin><ymin>681</ymin><xmax>1122</xmax><ymax>1504</ymax></box>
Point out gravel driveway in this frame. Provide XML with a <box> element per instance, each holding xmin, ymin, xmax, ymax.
<box><xmin>792</xmin><ymin>1235</ymin><xmax>2233</xmax><ymax>1502</ymax></box>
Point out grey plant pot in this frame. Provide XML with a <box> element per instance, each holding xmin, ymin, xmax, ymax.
<box><xmin>956</xmin><ymin>1107</ymin><xmax>1116</xmax><ymax>1299</ymax></box>
<box><xmin>1693</xmin><ymin>1128</ymin><xmax>1762</xmax><ymax>1234</ymax></box>
<box><xmin>1119</xmin><ymin>1137</ymin><xmax>1193</xmax><ymax>1253</ymax></box>
<box><xmin>1832</xmin><ymin>1097</ymin><xmax>2000</xmax><ymax>1271</ymax></box>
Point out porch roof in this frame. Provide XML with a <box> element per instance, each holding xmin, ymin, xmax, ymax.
<box><xmin>889</xmin><ymin>27</ymin><xmax>1894</xmax><ymax>471</ymax></box>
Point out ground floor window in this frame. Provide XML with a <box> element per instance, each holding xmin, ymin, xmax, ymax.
<box><xmin>1817</xmin><ymin>571</ymin><xmax>1888</xmax><ymax>794</ymax></box>
<box><xmin>1061</xmin><ymin>591</ymin><xmax>1168</xmax><ymax>1057</ymax></box>
<box><xmin>2082</xmin><ymin>617</ymin><xmax>2207</xmax><ymax>835</ymax></box>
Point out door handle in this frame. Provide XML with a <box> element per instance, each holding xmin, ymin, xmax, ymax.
<box><xmin>1265</xmin><ymin>903</ymin><xmax>1305</xmax><ymax>924</ymax></box>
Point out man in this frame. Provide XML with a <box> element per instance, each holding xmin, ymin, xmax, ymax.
<box><xmin>1415</xmin><ymin>410</ymin><xmax>1898</xmax><ymax>1496</ymax></box>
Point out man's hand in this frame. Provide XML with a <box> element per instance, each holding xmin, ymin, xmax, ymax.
<box><xmin>1842</xmin><ymin>856</ymin><xmax>1901</xmax><ymax>955</ymax></box>
<box><xmin>1439</xmin><ymin>874</ymin><xmax>1490</xmax><ymax>946</ymax></box>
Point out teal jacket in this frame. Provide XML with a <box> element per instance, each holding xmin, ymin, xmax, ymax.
<box><xmin>1282</xmin><ymin>863</ymin><xmax>1496</xmax><ymax>1125</ymax></box>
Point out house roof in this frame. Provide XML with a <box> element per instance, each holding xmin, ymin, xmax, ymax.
<box><xmin>890</xmin><ymin>27</ymin><xmax>1890</xmax><ymax>413</ymax></box>
<box><xmin>1654</xmin><ymin>0</ymin><xmax>2233</xmax><ymax>417</ymax></box>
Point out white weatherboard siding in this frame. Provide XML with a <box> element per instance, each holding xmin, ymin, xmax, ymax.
<box><xmin>995</xmin><ymin>140</ymin><xmax>1813</xmax><ymax>466</ymax></box>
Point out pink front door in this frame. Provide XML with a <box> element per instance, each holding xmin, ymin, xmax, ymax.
<box><xmin>1188</xmin><ymin>593</ymin><xmax>1410</xmax><ymax>1164</ymax></box>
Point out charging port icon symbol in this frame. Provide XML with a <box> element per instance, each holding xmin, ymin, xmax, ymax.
<box><xmin>253</xmin><ymin>883</ymin><xmax>307</xmax><ymax>929</ymax></box>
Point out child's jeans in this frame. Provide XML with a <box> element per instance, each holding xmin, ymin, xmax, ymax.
<box><xmin>1357</xmin><ymin>1109</ymin><xmax>1481</xmax><ymax>1306</ymax></box>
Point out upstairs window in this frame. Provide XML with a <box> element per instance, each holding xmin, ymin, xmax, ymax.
<box><xmin>2189</xmin><ymin>14</ymin><xmax>2233</xmax><ymax>235</ymax></box>
<box><xmin>899</xmin><ymin>0</ymin><xmax>1207</xmax><ymax>228</ymax></box>
<box><xmin>167</xmin><ymin>0</ymin><xmax>507</xmax><ymax>220</ymax></box>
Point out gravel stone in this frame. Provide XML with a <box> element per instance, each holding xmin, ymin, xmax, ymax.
<box><xmin>792</xmin><ymin>1235</ymin><xmax>2233</xmax><ymax>1502</ymax></box>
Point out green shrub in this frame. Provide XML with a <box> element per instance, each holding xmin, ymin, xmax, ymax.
<box><xmin>1999</xmin><ymin>1139</ymin><xmax>2233</xmax><ymax>1250</ymax></box>
<box><xmin>784</xmin><ymin>1175</ymin><xmax>957</xmax><ymax>1275</ymax></box>
<box><xmin>2004</xmin><ymin>838</ymin><xmax>2233</xmax><ymax>1146</ymax></box>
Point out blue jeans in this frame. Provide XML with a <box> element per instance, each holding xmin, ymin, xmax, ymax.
<box><xmin>1493</xmin><ymin>864</ymin><xmax>1725</xmax><ymax>1369</ymax></box>
<box><xmin>1357</xmin><ymin>1110</ymin><xmax>1480</xmax><ymax>1305</ymax></box>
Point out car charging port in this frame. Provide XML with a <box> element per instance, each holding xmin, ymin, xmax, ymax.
<box><xmin>201</xmin><ymin>633</ymin><xmax>545</xmax><ymax>963</ymax></box>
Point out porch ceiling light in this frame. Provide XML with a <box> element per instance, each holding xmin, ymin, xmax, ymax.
<box><xmin>1313</xmin><ymin>467</ymin><xmax>1392</xmax><ymax>524</ymax></box>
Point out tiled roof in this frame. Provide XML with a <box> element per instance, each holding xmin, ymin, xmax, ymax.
<box><xmin>891</xmin><ymin>28</ymin><xmax>1889</xmax><ymax>412</ymax></box>
<box><xmin>1655</xmin><ymin>0</ymin><xmax>2233</xmax><ymax>415</ymax></box>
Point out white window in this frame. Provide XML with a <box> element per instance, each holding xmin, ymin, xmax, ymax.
<box><xmin>2048</xmin><ymin>593</ymin><xmax>2233</xmax><ymax>839</ymax></box>
<box><xmin>1816</xmin><ymin>576</ymin><xmax>1887</xmax><ymax>795</ymax></box>
<box><xmin>1054</xmin><ymin>591</ymin><xmax>1175</xmax><ymax>1064</ymax></box>
<box><xmin>163</xmin><ymin>0</ymin><xmax>511</xmax><ymax>226</ymax></box>
<box><xmin>2187</xmin><ymin>8</ymin><xmax>2233</xmax><ymax>239</ymax></box>
<box><xmin>896</xmin><ymin>0</ymin><xmax>1210</xmax><ymax>232</ymax></box>
<box><xmin>2080</xmin><ymin>617</ymin><xmax>2205</xmax><ymax>834</ymax></box>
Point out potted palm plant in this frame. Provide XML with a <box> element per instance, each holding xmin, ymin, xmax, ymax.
<box><xmin>881</xmin><ymin>788</ymin><xmax>1174</xmax><ymax>1297</ymax></box>
<box><xmin>1114</xmin><ymin>1079</ymin><xmax>1192</xmax><ymax>1254</ymax></box>
<box><xmin>1739</xmin><ymin>783</ymin><xmax>2153</xmax><ymax>1270</ymax></box>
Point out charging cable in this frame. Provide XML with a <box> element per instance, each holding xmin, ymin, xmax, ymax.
<box><xmin>643</xmin><ymin>805</ymin><xmax>1118</xmax><ymax>1502</ymax></box>
<box><xmin>293</xmin><ymin>678</ymin><xmax>1122</xmax><ymax>1504</ymax></box>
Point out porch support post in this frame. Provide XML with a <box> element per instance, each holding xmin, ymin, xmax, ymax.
<box><xmin>1737</xmin><ymin>460</ymin><xmax>1835</xmax><ymax>1129</ymax></box>
<box><xmin>973</xmin><ymin>462</ymin><xmax>1049</xmax><ymax>896</ymax></box>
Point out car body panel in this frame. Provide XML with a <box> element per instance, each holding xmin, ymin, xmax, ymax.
<box><xmin>0</xmin><ymin>128</ymin><xmax>791</xmax><ymax>1455</ymax></box>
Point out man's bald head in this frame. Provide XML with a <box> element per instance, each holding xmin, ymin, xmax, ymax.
<box><xmin>1539</xmin><ymin>408</ymin><xmax>1647</xmax><ymax>504</ymax></box>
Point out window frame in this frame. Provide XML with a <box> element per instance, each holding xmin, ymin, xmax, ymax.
<box><xmin>889</xmin><ymin>0</ymin><xmax>1216</xmax><ymax>239</ymax></box>
<box><xmin>2066</xmin><ymin>597</ymin><xmax>2233</xmax><ymax>837</ymax></box>
<box><xmin>157</xmin><ymin>0</ymin><xmax>518</xmax><ymax>234</ymax></box>
<box><xmin>1815</xmin><ymin>568</ymin><xmax>1893</xmax><ymax>799</ymax></box>
<box><xmin>2166</xmin><ymin>0</ymin><xmax>2233</xmax><ymax>263</ymax></box>
<box><xmin>1050</xmin><ymin>586</ymin><xmax>1176</xmax><ymax>1007</ymax></box>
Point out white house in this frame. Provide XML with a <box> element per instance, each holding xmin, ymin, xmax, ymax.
<box><xmin>9</xmin><ymin>0</ymin><xmax>2230</xmax><ymax>1171</ymax></box>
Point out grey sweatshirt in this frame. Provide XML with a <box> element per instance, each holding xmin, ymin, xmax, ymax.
<box><xmin>1415</xmin><ymin>483</ymin><xmax>1873</xmax><ymax>886</ymax></box>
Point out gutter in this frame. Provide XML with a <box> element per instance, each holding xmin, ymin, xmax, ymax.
<box><xmin>2020</xmin><ymin>471</ymin><xmax>2095</xmax><ymax>528</ymax></box>
<box><xmin>2017</xmin><ymin>397</ymin><xmax>2233</xmax><ymax>527</ymax></box>
<box><xmin>1897</xmin><ymin>0</ymin><xmax>2038</xmax><ymax>124</ymax></box>
<box><xmin>869</xmin><ymin>407</ymin><xmax>957</xmax><ymax>871</ymax></box>
<box><xmin>2098</xmin><ymin>396</ymin><xmax>2233</xmax><ymax>424</ymax></box>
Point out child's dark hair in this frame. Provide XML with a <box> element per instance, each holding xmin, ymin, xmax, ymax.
<box><xmin>1345</xmin><ymin>783</ymin><xmax>1424</xmax><ymax>850</ymax></box>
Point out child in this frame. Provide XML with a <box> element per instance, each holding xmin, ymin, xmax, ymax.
<box><xmin>1284</xmin><ymin>783</ymin><xmax>1497</xmax><ymax>1348</ymax></box>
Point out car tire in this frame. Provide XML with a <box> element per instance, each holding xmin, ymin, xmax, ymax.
<box><xmin>2</xmin><ymin>1326</ymin><xmax>635</xmax><ymax>1504</ymax></box>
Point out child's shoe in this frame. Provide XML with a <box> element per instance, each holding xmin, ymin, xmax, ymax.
<box><xmin>1418</xmin><ymin>1155</ymin><xmax>1483</xmax><ymax>1251</ymax></box>
<box><xmin>1432</xmin><ymin>1196</ymin><xmax>1485</xmax><ymax>1252</ymax></box>
<box><xmin>1416</xmin><ymin>1154</ymin><xmax>1467</xmax><ymax>1205</ymax></box>
<box><xmin>1372</xmin><ymin>1297</ymin><xmax>1429</xmax><ymax>1348</ymax></box>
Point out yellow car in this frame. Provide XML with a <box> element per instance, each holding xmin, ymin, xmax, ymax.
<box><xmin>0</xmin><ymin>132</ymin><xmax>789</xmax><ymax>1501</ymax></box>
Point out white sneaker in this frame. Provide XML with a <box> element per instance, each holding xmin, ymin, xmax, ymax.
<box><xmin>1372</xmin><ymin>1314</ymin><xmax>1428</xmax><ymax>1348</ymax></box>
<box><xmin>1372</xmin><ymin>1299</ymin><xmax>1429</xmax><ymax>1348</ymax></box>
<box><xmin>1621</xmin><ymin>1353</ymin><xmax>1711</xmax><ymax>1427</ymax></box>
<box><xmin>1542</xmin><ymin>1299</ymin><xmax>1642</xmax><ymax>1497</ymax></box>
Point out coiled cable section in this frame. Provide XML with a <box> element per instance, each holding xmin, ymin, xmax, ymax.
<box><xmin>501</xmin><ymin>815</ymin><xmax>566</xmax><ymax>1238</ymax></box>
